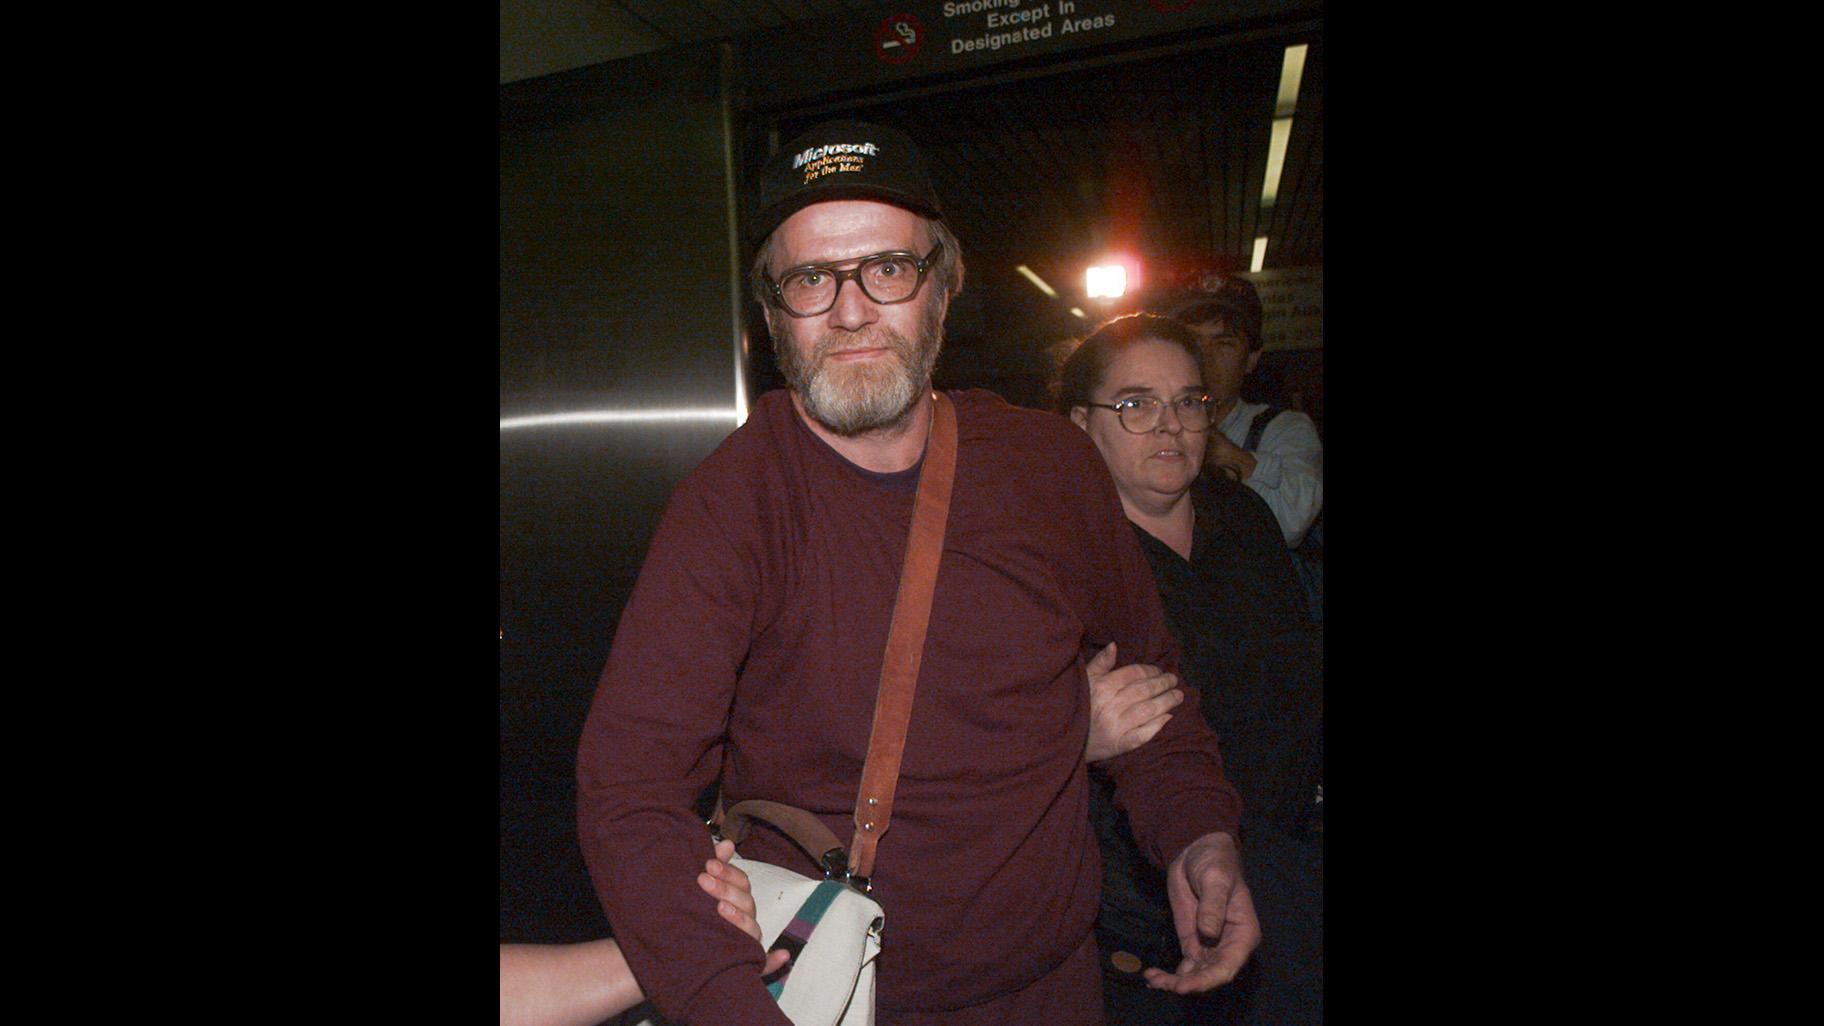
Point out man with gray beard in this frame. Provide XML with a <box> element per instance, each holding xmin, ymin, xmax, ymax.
<box><xmin>576</xmin><ymin>120</ymin><xmax>1256</xmax><ymax>1026</ymax></box>
<box><xmin>766</xmin><ymin>262</ymin><xmax>942</xmax><ymax>438</ymax></box>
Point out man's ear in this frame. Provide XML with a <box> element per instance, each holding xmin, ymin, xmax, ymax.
<box><xmin>1245</xmin><ymin>349</ymin><xmax>1262</xmax><ymax>376</ymax></box>
<box><xmin>1069</xmin><ymin>407</ymin><xmax>1089</xmax><ymax>430</ymax></box>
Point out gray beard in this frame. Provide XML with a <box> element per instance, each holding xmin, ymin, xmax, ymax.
<box><xmin>775</xmin><ymin>310</ymin><xmax>943</xmax><ymax>437</ymax></box>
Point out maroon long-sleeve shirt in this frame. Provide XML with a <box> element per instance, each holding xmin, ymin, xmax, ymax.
<box><xmin>576</xmin><ymin>388</ymin><xmax>1240</xmax><ymax>1025</ymax></box>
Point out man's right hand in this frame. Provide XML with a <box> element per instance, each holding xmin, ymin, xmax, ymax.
<box><xmin>1085</xmin><ymin>642</ymin><xmax>1185</xmax><ymax>762</ymax></box>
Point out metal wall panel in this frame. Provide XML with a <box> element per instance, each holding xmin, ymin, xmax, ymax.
<box><xmin>500</xmin><ymin>42</ymin><xmax>741</xmax><ymax>943</ymax></box>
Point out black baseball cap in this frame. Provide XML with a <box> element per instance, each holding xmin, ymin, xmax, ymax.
<box><xmin>1162</xmin><ymin>272</ymin><xmax>1264</xmax><ymax>352</ymax></box>
<box><xmin>750</xmin><ymin>119</ymin><xmax>944</xmax><ymax>246</ymax></box>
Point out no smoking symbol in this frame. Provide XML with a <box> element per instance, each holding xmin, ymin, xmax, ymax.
<box><xmin>874</xmin><ymin>12</ymin><xmax>923</xmax><ymax>64</ymax></box>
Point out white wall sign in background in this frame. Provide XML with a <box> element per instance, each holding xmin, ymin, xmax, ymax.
<box><xmin>1242</xmin><ymin>265</ymin><xmax>1322</xmax><ymax>352</ymax></box>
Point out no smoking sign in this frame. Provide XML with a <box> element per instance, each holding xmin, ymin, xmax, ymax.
<box><xmin>874</xmin><ymin>12</ymin><xmax>924</xmax><ymax>64</ymax></box>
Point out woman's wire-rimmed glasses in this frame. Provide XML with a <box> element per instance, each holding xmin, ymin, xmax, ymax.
<box><xmin>1082</xmin><ymin>394</ymin><xmax>1216</xmax><ymax>433</ymax></box>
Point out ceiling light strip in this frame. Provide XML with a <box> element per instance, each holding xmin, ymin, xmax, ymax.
<box><xmin>1015</xmin><ymin>265</ymin><xmax>1057</xmax><ymax>297</ymax></box>
<box><xmin>1275</xmin><ymin>44</ymin><xmax>1308</xmax><ymax>117</ymax></box>
<box><xmin>1254</xmin><ymin>43</ymin><xmax>1310</xmax><ymax>271</ymax></box>
<box><xmin>1260</xmin><ymin>117</ymin><xmax>1293</xmax><ymax>207</ymax></box>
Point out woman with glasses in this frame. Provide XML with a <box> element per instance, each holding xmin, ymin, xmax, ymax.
<box><xmin>1056</xmin><ymin>313</ymin><xmax>1321</xmax><ymax>1026</ymax></box>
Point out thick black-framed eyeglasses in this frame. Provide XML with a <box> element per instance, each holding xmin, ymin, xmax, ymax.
<box><xmin>766</xmin><ymin>243</ymin><xmax>943</xmax><ymax>317</ymax></box>
<box><xmin>1083</xmin><ymin>394</ymin><xmax>1216</xmax><ymax>434</ymax></box>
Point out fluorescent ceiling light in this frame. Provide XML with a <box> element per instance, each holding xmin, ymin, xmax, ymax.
<box><xmin>1261</xmin><ymin>117</ymin><xmax>1293</xmax><ymax>207</ymax></box>
<box><xmin>1070</xmin><ymin>307</ymin><xmax>1087</xmax><ymax>319</ymax></box>
<box><xmin>1086</xmin><ymin>264</ymin><xmax>1126</xmax><ymax>299</ymax></box>
<box><xmin>1275</xmin><ymin>44</ymin><xmax>1308</xmax><ymax>118</ymax></box>
<box><xmin>1016</xmin><ymin>265</ymin><xmax>1057</xmax><ymax>298</ymax></box>
<box><xmin>1250</xmin><ymin>236</ymin><xmax>1268</xmax><ymax>273</ymax></box>
<box><xmin>1258</xmin><ymin>44</ymin><xmax>1308</xmax><ymax>211</ymax></box>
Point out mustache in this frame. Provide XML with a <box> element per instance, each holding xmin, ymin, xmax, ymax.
<box><xmin>809</xmin><ymin>325</ymin><xmax>915</xmax><ymax>360</ymax></box>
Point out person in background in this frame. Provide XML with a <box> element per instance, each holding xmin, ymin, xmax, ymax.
<box><xmin>1058</xmin><ymin>313</ymin><xmax>1322</xmax><ymax>1025</ymax></box>
<box><xmin>1163</xmin><ymin>274</ymin><xmax>1322</xmax><ymax>623</ymax></box>
<box><xmin>500</xmin><ymin>839</ymin><xmax>790</xmax><ymax>1026</ymax></box>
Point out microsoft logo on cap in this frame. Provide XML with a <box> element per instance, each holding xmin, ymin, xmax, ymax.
<box><xmin>792</xmin><ymin>142</ymin><xmax>880</xmax><ymax>169</ymax></box>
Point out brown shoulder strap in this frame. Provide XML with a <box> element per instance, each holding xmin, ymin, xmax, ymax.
<box><xmin>847</xmin><ymin>391</ymin><xmax>957</xmax><ymax>880</ymax></box>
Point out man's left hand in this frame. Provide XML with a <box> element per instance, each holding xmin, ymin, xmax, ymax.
<box><xmin>1144</xmin><ymin>831</ymin><xmax>1260</xmax><ymax>993</ymax></box>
